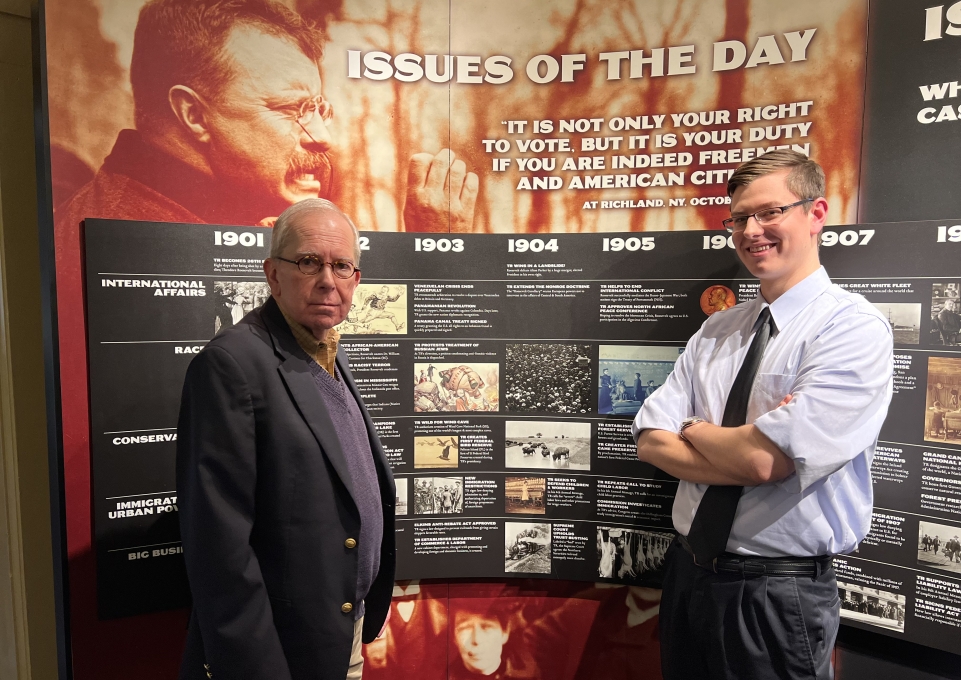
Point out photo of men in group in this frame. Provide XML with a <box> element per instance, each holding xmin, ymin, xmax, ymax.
<box><xmin>838</xmin><ymin>581</ymin><xmax>905</xmax><ymax>632</ymax></box>
<box><xmin>504</xmin><ymin>421</ymin><xmax>591</xmax><ymax>471</ymax></box>
<box><xmin>597</xmin><ymin>345</ymin><xmax>684</xmax><ymax>416</ymax></box>
<box><xmin>924</xmin><ymin>357</ymin><xmax>961</xmax><ymax>444</ymax></box>
<box><xmin>394</xmin><ymin>478</ymin><xmax>408</xmax><ymax>517</ymax></box>
<box><xmin>504</xmin><ymin>522</ymin><xmax>551</xmax><ymax>575</ymax></box>
<box><xmin>413</xmin><ymin>477</ymin><xmax>464</xmax><ymax>516</ymax></box>
<box><xmin>337</xmin><ymin>284</ymin><xmax>407</xmax><ymax>335</ymax></box>
<box><xmin>596</xmin><ymin>527</ymin><xmax>673</xmax><ymax>582</ymax></box>
<box><xmin>413</xmin><ymin>436</ymin><xmax>459</xmax><ymax>469</ymax></box>
<box><xmin>871</xmin><ymin>302</ymin><xmax>921</xmax><ymax>345</ymax></box>
<box><xmin>412</xmin><ymin>362</ymin><xmax>499</xmax><ymax>413</ymax></box>
<box><xmin>931</xmin><ymin>283</ymin><xmax>961</xmax><ymax>346</ymax></box>
<box><xmin>504</xmin><ymin>477</ymin><xmax>546</xmax><ymax>515</ymax></box>
<box><xmin>212</xmin><ymin>281</ymin><xmax>271</xmax><ymax>334</ymax></box>
<box><xmin>918</xmin><ymin>520</ymin><xmax>961</xmax><ymax>574</ymax></box>
<box><xmin>504</xmin><ymin>344</ymin><xmax>592</xmax><ymax>414</ymax></box>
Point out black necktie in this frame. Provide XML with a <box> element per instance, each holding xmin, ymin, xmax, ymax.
<box><xmin>686</xmin><ymin>306</ymin><xmax>776</xmax><ymax>565</ymax></box>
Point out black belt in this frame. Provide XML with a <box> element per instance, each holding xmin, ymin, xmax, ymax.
<box><xmin>677</xmin><ymin>535</ymin><xmax>832</xmax><ymax>577</ymax></box>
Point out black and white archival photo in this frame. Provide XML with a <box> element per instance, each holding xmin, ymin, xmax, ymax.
<box><xmin>337</xmin><ymin>284</ymin><xmax>407</xmax><ymax>335</ymax></box>
<box><xmin>931</xmin><ymin>283</ymin><xmax>961</xmax><ymax>346</ymax></box>
<box><xmin>598</xmin><ymin>345</ymin><xmax>684</xmax><ymax>415</ymax></box>
<box><xmin>395</xmin><ymin>477</ymin><xmax>408</xmax><ymax>516</ymax></box>
<box><xmin>871</xmin><ymin>303</ymin><xmax>921</xmax><ymax>345</ymax></box>
<box><xmin>504</xmin><ymin>420</ymin><xmax>591</xmax><ymax>471</ymax></box>
<box><xmin>504</xmin><ymin>343</ymin><xmax>592</xmax><ymax>414</ymax></box>
<box><xmin>212</xmin><ymin>281</ymin><xmax>271</xmax><ymax>334</ymax></box>
<box><xmin>414</xmin><ymin>435</ymin><xmax>459</xmax><ymax>469</ymax></box>
<box><xmin>924</xmin><ymin>357</ymin><xmax>961</xmax><ymax>444</ymax></box>
<box><xmin>504</xmin><ymin>522</ymin><xmax>551</xmax><ymax>574</ymax></box>
<box><xmin>839</xmin><ymin>581</ymin><xmax>905</xmax><ymax>632</ymax></box>
<box><xmin>596</xmin><ymin>526</ymin><xmax>672</xmax><ymax>581</ymax></box>
<box><xmin>413</xmin><ymin>477</ymin><xmax>464</xmax><ymax>515</ymax></box>
<box><xmin>504</xmin><ymin>477</ymin><xmax>546</xmax><ymax>515</ymax></box>
<box><xmin>918</xmin><ymin>520</ymin><xmax>961</xmax><ymax>574</ymax></box>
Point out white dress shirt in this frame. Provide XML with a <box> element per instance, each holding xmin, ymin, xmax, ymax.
<box><xmin>631</xmin><ymin>267</ymin><xmax>893</xmax><ymax>557</ymax></box>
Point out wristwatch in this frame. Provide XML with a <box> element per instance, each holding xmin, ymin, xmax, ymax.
<box><xmin>678</xmin><ymin>416</ymin><xmax>705</xmax><ymax>441</ymax></box>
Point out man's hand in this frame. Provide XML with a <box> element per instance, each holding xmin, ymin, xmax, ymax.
<box><xmin>403</xmin><ymin>149</ymin><xmax>479</xmax><ymax>233</ymax></box>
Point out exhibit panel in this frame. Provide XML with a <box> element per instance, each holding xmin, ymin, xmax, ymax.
<box><xmin>81</xmin><ymin>219</ymin><xmax>961</xmax><ymax>658</ymax></box>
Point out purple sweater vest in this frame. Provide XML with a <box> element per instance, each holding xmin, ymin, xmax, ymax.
<box><xmin>306</xmin><ymin>360</ymin><xmax>383</xmax><ymax>620</ymax></box>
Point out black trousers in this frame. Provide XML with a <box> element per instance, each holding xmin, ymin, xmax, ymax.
<box><xmin>660</xmin><ymin>539</ymin><xmax>840</xmax><ymax>680</ymax></box>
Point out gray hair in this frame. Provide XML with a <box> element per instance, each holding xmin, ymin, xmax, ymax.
<box><xmin>270</xmin><ymin>198</ymin><xmax>362</xmax><ymax>264</ymax></box>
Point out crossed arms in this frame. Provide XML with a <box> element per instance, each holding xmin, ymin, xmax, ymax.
<box><xmin>636</xmin><ymin>396</ymin><xmax>796</xmax><ymax>486</ymax></box>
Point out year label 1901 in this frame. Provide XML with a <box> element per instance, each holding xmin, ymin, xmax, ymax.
<box><xmin>214</xmin><ymin>231</ymin><xmax>264</xmax><ymax>247</ymax></box>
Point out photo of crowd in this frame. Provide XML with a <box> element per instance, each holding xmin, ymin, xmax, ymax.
<box><xmin>504</xmin><ymin>522</ymin><xmax>551</xmax><ymax>574</ymax></box>
<box><xmin>597</xmin><ymin>345</ymin><xmax>684</xmax><ymax>416</ymax></box>
<box><xmin>918</xmin><ymin>520</ymin><xmax>961</xmax><ymax>574</ymax></box>
<box><xmin>930</xmin><ymin>283</ymin><xmax>961</xmax><ymax>346</ymax></box>
<box><xmin>504</xmin><ymin>344</ymin><xmax>592</xmax><ymax>414</ymax></box>
<box><xmin>413</xmin><ymin>477</ymin><xmax>464</xmax><ymax>515</ymax></box>
<box><xmin>871</xmin><ymin>302</ymin><xmax>921</xmax><ymax>345</ymax></box>
<box><xmin>504</xmin><ymin>420</ymin><xmax>591</xmax><ymax>471</ymax></box>
<box><xmin>212</xmin><ymin>281</ymin><xmax>271</xmax><ymax>334</ymax></box>
<box><xmin>413</xmin><ymin>363</ymin><xmax>499</xmax><ymax>413</ymax></box>
<box><xmin>504</xmin><ymin>477</ymin><xmax>546</xmax><ymax>515</ymax></box>
<box><xmin>596</xmin><ymin>527</ymin><xmax>672</xmax><ymax>582</ymax></box>
<box><xmin>924</xmin><ymin>357</ymin><xmax>961</xmax><ymax>444</ymax></box>
<box><xmin>414</xmin><ymin>436</ymin><xmax>459</xmax><ymax>469</ymax></box>
<box><xmin>838</xmin><ymin>581</ymin><xmax>905</xmax><ymax>632</ymax></box>
<box><xmin>337</xmin><ymin>284</ymin><xmax>407</xmax><ymax>335</ymax></box>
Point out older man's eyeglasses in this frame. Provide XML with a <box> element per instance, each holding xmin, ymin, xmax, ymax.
<box><xmin>276</xmin><ymin>254</ymin><xmax>358</xmax><ymax>278</ymax></box>
<box><xmin>722</xmin><ymin>198</ymin><xmax>814</xmax><ymax>233</ymax></box>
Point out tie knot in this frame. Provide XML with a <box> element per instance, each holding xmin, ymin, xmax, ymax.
<box><xmin>757</xmin><ymin>307</ymin><xmax>775</xmax><ymax>334</ymax></box>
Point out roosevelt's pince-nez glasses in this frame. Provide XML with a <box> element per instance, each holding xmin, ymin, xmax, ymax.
<box><xmin>281</xmin><ymin>95</ymin><xmax>333</xmax><ymax>143</ymax></box>
<box><xmin>275</xmin><ymin>254</ymin><xmax>359</xmax><ymax>279</ymax></box>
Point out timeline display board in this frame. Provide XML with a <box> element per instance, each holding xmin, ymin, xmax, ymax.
<box><xmin>85</xmin><ymin>218</ymin><xmax>961</xmax><ymax>655</ymax></box>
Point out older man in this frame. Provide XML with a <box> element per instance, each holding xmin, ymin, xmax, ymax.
<box><xmin>177</xmin><ymin>199</ymin><xmax>394</xmax><ymax>680</ymax></box>
<box><xmin>57</xmin><ymin>0</ymin><xmax>477</xmax><ymax>230</ymax></box>
<box><xmin>635</xmin><ymin>150</ymin><xmax>893</xmax><ymax>680</ymax></box>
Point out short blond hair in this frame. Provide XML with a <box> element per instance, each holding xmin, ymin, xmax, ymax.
<box><xmin>726</xmin><ymin>149</ymin><xmax>825</xmax><ymax>204</ymax></box>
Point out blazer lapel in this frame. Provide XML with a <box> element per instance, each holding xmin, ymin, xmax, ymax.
<box><xmin>260</xmin><ymin>299</ymin><xmax>357</xmax><ymax>505</ymax></box>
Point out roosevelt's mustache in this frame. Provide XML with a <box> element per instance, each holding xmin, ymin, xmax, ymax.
<box><xmin>287</xmin><ymin>150</ymin><xmax>332</xmax><ymax>178</ymax></box>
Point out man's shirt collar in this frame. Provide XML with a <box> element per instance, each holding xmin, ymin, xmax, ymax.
<box><xmin>754</xmin><ymin>266</ymin><xmax>832</xmax><ymax>331</ymax></box>
<box><xmin>278</xmin><ymin>306</ymin><xmax>340</xmax><ymax>378</ymax></box>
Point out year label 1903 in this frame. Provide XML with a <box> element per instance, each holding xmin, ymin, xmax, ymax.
<box><xmin>414</xmin><ymin>238</ymin><xmax>465</xmax><ymax>252</ymax></box>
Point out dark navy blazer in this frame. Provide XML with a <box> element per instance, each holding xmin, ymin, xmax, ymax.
<box><xmin>176</xmin><ymin>297</ymin><xmax>395</xmax><ymax>680</ymax></box>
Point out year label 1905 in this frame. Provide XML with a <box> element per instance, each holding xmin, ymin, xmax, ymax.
<box><xmin>602</xmin><ymin>237</ymin><xmax>654</xmax><ymax>251</ymax></box>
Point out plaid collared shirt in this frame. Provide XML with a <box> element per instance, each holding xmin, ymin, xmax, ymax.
<box><xmin>279</xmin><ymin>308</ymin><xmax>340</xmax><ymax>379</ymax></box>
